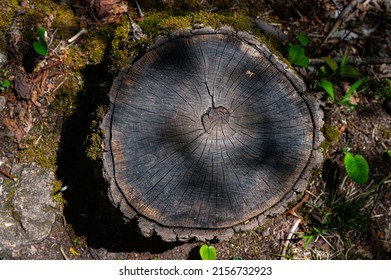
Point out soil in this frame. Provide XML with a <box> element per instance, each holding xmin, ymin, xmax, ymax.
<box><xmin>0</xmin><ymin>0</ymin><xmax>390</xmax><ymax>260</ymax></box>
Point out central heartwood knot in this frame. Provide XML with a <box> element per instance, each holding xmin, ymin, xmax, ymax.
<box><xmin>201</xmin><ymin>106</ymin><xmax>230</xmax><ymax>134</ymax></box>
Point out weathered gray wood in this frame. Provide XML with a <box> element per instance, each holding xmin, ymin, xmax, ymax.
<box><xmin>102</xmin><ymin>27</ymin><xmax>323</xmax><ymax>241</ymax></box>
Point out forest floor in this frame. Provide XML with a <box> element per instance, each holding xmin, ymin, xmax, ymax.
<box><xmin>0</xmin><ymin>0</ymin><xmax>390</xmax><ymax>260</ymax></box>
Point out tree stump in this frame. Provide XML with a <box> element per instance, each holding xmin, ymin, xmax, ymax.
<box><xmin>102</xmin><ymin>27</ymin><xmax>323</xmax><ymax>241</ymax></box>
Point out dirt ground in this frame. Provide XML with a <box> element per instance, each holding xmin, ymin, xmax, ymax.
<box><xmin>0</xmin><ymin>0</ymin><xmax>391</xmax><ymax>260</ymax></box>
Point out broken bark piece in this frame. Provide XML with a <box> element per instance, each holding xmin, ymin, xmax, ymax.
<box><xmin>102</xmin><ymin>27</ymin><xmax>323</xmax><ymax>241</ymax></box>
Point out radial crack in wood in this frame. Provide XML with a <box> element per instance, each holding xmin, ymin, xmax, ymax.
<box><xmin>102</xmin><ymin>27</ymin><xmax>323</xmax><ymax>241</ymax></box>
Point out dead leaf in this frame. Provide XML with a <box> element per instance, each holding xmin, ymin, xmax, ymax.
<box><xmin>14</xmin><ymin>75</ymin><xmax>32</xmax><ymax>100</ymax></box>
<box><xmin>3</xmin><ymin>117</ymin><xmax>26</xmax><ymax>144</ymax></box>
<box><xmin>69</xmin><ymin>247</ymin><xmax>80</xmax><ymax>256</ymax></box>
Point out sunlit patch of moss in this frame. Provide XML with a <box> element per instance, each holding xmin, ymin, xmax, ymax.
<box><xmin>109</xmin><ymin>17</ymin><xmax>149</xmax><ymax>73</ymax></box>
<box><xmin>85</xmin><ymin>105</ymin><xmax>107</xmax><ymax>161</ymax></box>
<box><xmin>64</xmin><ymin>46</ymin><xmax>89</xmax><ymax>72</ymax></box>
<box><xmin>140</xmin><ymin>11</ymin><xmax>262</xmax><ymax>40</ymax></box>
<box><xmin>0</xmin><ymin>0</ymin><xmax>18</xmax><ymax>51</ymax></box>
<box><xmin>17</xmin><ymin>132</ymin><xmax>60</xmax><ymax>171</ymax></box>
<box><xmin>320</xmin><ymin>124</ymin><xmax>340</xmax><ymax>151</ymax></box>
<box><xmin>83</xmin><ymin>28</ymin><xmax>113</xmax><ymax>65</ymax></box>
<box><xmin>322</xmin><ymin>124</ymin><xmax>340</xmax><ymax>142</ymax></box>
<box><xmin>158</xmin><ymin>15</ymin><xmax>192</xmax><ymax>31</ymax></box>
<box><xmin>52</xmin><ymin>179</ymin><xmax>66</xmax><ymax>205</ymax></box>
<box><xmin>52</xmin><ymin>5</ymin><xmax>79</xmax><ymax>39</ymax></box>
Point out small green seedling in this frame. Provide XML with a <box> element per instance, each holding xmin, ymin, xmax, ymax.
<box><xmin>344</xmin><ymin>152</ymin><xmax>369</xmax><ymax>184</ymax></box>
<box><xmin>0</xmin><ymin>69</ymin><xmax>11</xmax><ymax>91</ymax></box>
<box><xmin>319</xmin><ymin>77</ymin><xmax>366</xmax><ymax>110</ymax></box>
<box><xmin>199</xmin><ymin>244</ymin><xmax>216</xmax><ymax>260</ymax></box>
<box><xmin>1</xmin><ymin>79</ymin><xmax>11</xmax><ymax>90</ymax></box>
<box><xmin>321</xmin><ymin>50</ymin><xmax>360</xmax><ymax>78</ymax></box>
<box><xmin>33</xmin><ymin>27</ymin><xmax>48</xmax><ymax>56</ymax></box>
<box><xmin>318</xmin><ymin>49</ymin><xmax>365</xmax><ymax>110</ymax></box>
<box><xmin>288</xmin><ymin>32</ymin><xmax>310</xmax><ymax>68</ymax></box>
<box><xmin>387</xmin><ymin>150</ymin><xmax>391</xmax><ymax>158</ymax></box>
<box><xmin>302</xmin><ymin>227</ymin><xmax>323</xmax><ymax>249</ymax></box>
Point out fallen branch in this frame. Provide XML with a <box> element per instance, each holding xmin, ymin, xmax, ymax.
<box><xmin>310</xmin><ymin>56</ymin><xmax>391</xmax><ymax>66</ymax></box>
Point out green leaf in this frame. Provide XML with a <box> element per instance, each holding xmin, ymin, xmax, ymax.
<box><xmin>33</xmin><ymin>39</ymin><xmax>48</xmax><ymax>56</ymax></box>
<box><xmin>1</xmin><ymin>80</ymin><xmax>11</xmax><ymax>88</ymax></box>
<box><xmin>387</xmin><ymin>150</ymin><xmax>391</xmax><ymax>158</ymax></box>
<box><xmin>322</xmin><ymin>57</ymin><xmax>338</xmax><ymax>73</ymax></box>
<box><xmin>199</xmin><ymin>244</ymin><xmax>216</xmax><ymax>260</ymax></box>
<box><xmin>340</xmin><ymin>65</ymin><xmax>360</xmax><ymax>78</ymax></box>
<box><xmin>340</xmin><ymin>49</ymin><xmax>349</xmax><ymax>68</ymax></box>
<box><xmin>295</xmin><ymin>55</ymin><xmax>310</xmax><ymax>68</ymax></box>
<box><xmin>320</xmin><ymin>79</ymin><xmax>335</xmax><ymax>101</ymax></box>
<box><xmin>344</xmin><ymin>152</ymin><xmax>369</xmax><ymax>184</ymax></box>
<box><xmin>302</xmin><ymin>235</ymin><xmax>314</xmax><ymax>249</ymax></box>
<box><xmin>36</xmin><ymin>27</ymin><xmax>46</xmax><ymax>39</ymax></box>
<box><xmin>288</xmin><ymin>45</ymin><xmax>309</xmax><ymax>67</ymax></box>
<box><xmin>346</xmin><ymin>77</ymin><xmax>366</xmax><ymax>96</ymax></box>
<box><xmin>296</xmin><ymin>32</ymin><xmax>309</xmax><ymax>47</ymax></box>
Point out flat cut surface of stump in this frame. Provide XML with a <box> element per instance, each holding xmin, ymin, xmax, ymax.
<box><xmin>103</xmin><ymin>27</ymin><xmax>322</xmax><ymax>239</ymax></box>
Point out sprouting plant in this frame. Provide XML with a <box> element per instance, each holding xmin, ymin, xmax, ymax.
<box><xmin>199</xmin><ymin>244</ymin><xmax>217</xmax><ymax>260</ymax></box>
<box><xmin>302</xmin><ymin>227</ymin><xmax>323</xmax><ymax>249</ymax></box>
<box><xmin>287</xmin><ymin>32</ymin><xmax>310</xmax><ymax>68</ymax></box>
<box><xmin>387</xmin><ymin>150</ymin><xmax>391</xmax><ymax>158</ymax></box>
<box><xmin>321</xmin><ymin>49</ymin><xmax>360</xmax><ymax>78</ymax></box>
<box><xmin>0</xmin><ymin>69</ymin><xmax>11</xmax><ymax>91</ymax></box>
<box><xmin>318</xmin><ymin>49</ymin><xmax>366</xmax><ymax>110</ymax></box>
<box><xmin>344</xmin><ymin>152</ymin><xmax>369</xmax><ymax>184</ymax></box>
<box><xmin>33</xmin><ymin>27</ymin><xmax>48</xmax><ymax>56</ymax></box>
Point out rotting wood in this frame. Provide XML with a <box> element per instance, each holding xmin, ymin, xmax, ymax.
<box><xmin>102</xmin><ymin>27</ymin><xmax>323</xmax><ymax>241</ymax></box>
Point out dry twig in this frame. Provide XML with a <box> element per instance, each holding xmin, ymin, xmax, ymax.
<box><xmin>324</xmin><ymin>0</ymin><xmax>366</xmax><ymax>43</ymax></box>
<box><xmin>280</xmin><ymin>218</ymin><xmax>302</xmax><ymax>259</ymax></box>
<box><xmin>0</xmin><ymin>168</ymin><xmax>15</xmax><ymax>181</ymax></box>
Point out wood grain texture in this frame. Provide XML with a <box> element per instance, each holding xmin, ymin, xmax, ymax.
<box><xmin>103</xmin><ymin>27</ymin><xmax>323</xmax><ymax>237</ymax></box>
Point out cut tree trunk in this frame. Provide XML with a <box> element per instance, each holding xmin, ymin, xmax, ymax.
<box><xmin>102</xmin><ymin>27</ymin><xmax>323</xmax><ymax>241</ymax></box>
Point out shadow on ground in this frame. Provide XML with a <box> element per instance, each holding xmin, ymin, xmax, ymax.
<box><xmin>56</xmin><ymin>62</ymin><xmax>183</xmax><ymax>254</ymax></box>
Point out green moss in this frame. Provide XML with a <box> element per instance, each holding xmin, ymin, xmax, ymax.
<box><xmin>52</xmin><ymin>5</ymin><xmax>79</xmax><ymax>39</ymax></box>
<box><xmin>109</xmin><ymin>17</ymin><xmax>149</xmax><ymax>72</ymax></box>
<box><xmin>52</xmin><ymin>179</ymin><xmax>66</xmax><ymax>205</ymax></box>
<box><xmin>17</xmin><ymin>132</ymin><xmax>60</xmax><ymax>171</ymax></box>
<box><xmin>139</xmin><ymin>11</ymin><xmax>257</xmax><ymax>38</ymax></box>
<box><xmin>110</xmin><ymin>10</ymin><xmax>285</xmax><ymax>73</ymax></box>
<box><xmin>320</xmin><ymin>124</ymin><xmax>340</xmax><ymax>151</ymax></box>
<box><xmin>158</xmin><ymin>15</ymin><xmax>193</xmax><ymax>31</ymax></box>
<box><xmin>85</xmin><ymin>105</ymin><xmax>107</xmax><ymax>161</ymax></box>
<box><xmin>83</xmin><ymin>30</ymin><xmax>110</xmax><ymax>65</ymax></box>
<box><xmin>322</xmin><ymin>124</ymin><xmax>340</xmax><ymax>142</ymax></box>
<box><xmin>0</xmin><ymin>0</ymin><xmax>18</xmax><ymax>51</ymax></box>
